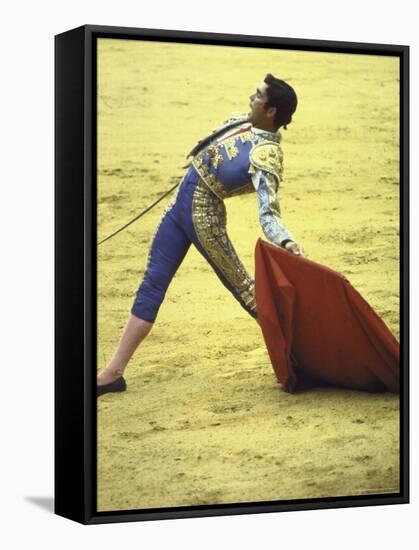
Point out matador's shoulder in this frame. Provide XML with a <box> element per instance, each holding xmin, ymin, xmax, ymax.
<box><xmin>208</xmin><ymin>113</ymin><xmax>249</xmax><ymax>134</ymax></box>
<box><xmin>221</xmin><ymin>112</ymin><xmax>249</xmax><ymax>126</ymax></box>
<box><xmin>249</xmin><ymin>141</ymin><xmax>284</xmax><ymax>182</ymax></box>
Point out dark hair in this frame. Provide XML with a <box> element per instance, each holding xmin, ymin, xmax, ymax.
<box><xmin>264</xmin><ymin>74</ymin><xmax>298</xmax><ymax>130</ymax></box>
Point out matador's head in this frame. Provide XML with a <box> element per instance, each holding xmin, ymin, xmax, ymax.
<box><xmin>248</xmin><ymin>74</ymin><xmax>298</xmax><ymax>132</ymax></box>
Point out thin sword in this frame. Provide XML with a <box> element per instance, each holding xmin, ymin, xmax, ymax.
<box><xmin>97</xmin><ymin>181</ymin><xmax>180</xmax><ymax>246</ymax></box>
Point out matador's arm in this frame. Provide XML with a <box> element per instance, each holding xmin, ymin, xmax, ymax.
<box><xmin>251</xmin><ymin>169</ymin><xmax>294</xmax><ymax>247</ymax></box>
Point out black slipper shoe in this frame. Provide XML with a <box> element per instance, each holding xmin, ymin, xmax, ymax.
<box><xmin>97</xmin><ymin>376</ymin><xmax>127</xmax><ymax>397</ymax></box>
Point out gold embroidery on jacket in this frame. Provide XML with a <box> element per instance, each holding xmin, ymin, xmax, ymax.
<box><xmin>192</xmin><ymin>154</ymin><xmax>253</xmax><ymax>200</ymax></box>
<box><xmin>207</xmin><ymin>145</ymin><xmax>224</xmax><ymax>169</ymax></box>
<box><xmin>238</xmin><ymin>131</ymin><xmax>257</xmax><ymax>144</ymax></box>
<box><xmin>250</xmin><ymin>141</ymin><xmax>283</xmax><ymax>184</ymax></box>
<box><xmin>192</xmin><ymin>132</ymin><xmax>279</xmax><ymax>202</ymax></box>
<box><xmin>222</xmin><ymin>137</ymin><xmax>239</xmax><ymax>160</ymax></box>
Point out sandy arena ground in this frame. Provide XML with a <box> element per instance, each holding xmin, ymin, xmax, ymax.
<box><xmin>96</xmin><ymin>39</ymin><xmax>400</xmax><ymax>511</ymax></box>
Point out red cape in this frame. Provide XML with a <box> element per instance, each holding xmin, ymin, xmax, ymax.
<box><xmin>254</xmin><ymin>239</ymin><xmax>399</xmax><ymax>393</ymax></box>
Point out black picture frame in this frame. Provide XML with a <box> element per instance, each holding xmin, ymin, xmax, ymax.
<box><xmin>55</xmin><ymin>24</ymin><xmax>409</xmax><ymax>524</ymax></box>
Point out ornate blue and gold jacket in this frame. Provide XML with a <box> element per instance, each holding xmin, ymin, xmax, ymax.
<box><xmin>191</xmin><ymin>115</ymin><xmax>294</xmax><ymax>246</ymax></box>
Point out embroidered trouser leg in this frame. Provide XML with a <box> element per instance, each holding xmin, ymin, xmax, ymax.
<box><xmin>189</xmin><ymin>178</ymin><xmax>257</xmax><ymax>318</ymax></box>
<box><xmin>131</xmin><ymin>168</ymin><xmax>257</xmax><ymax>322</ymax></box>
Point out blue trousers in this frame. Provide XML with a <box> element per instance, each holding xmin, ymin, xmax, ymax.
<box><xmin>131</xmin><ymin>168</ymin><xmax>257</xmax><ymax>322</ymax></box>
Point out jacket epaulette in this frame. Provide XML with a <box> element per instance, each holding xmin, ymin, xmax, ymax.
<box><xmin>249</xmin><ymin>141</ymin><xmax>283</xmax><ymax>185</ymax></box>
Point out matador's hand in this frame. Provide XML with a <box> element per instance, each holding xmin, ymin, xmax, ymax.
<box><xmin>285</xmin><ymin>241</ymin><xmax>304</xmax><ymax>256</ymax></box>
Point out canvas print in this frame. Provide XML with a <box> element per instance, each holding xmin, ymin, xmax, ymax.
<box><xmin>95</xmin><ymin>38</ymin><xmax>400</xmax><ymax>512</ymax></box>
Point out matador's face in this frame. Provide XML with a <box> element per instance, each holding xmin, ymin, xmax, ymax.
<box><xmin>248</xmin><ymin>81</ymin><xmax>277</xmax><ymax>131</ymax></box>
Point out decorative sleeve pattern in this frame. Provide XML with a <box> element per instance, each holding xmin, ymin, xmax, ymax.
<box><xmin>252</xmin><ymin>170</ymin><xmax>294</xmax><ymax>246</ymax></box>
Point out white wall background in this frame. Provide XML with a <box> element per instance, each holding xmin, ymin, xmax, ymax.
<box><xmin>1</xmin><ymin>1</ymin><xmax>416</xmax><ymax>548</ymax></box>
